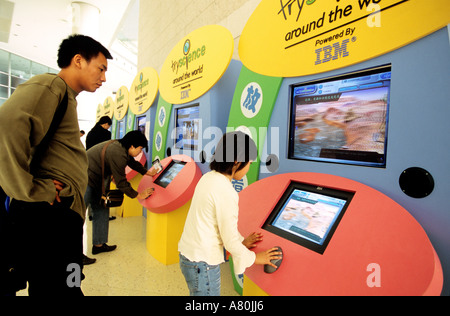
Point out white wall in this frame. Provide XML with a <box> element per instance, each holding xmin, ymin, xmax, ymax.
<box><xmin>138</xmin><ymin>0</ymin><xmax>261</xmax><ymax>72</ymax></box>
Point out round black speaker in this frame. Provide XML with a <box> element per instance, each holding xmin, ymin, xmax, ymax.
<box><xmin>399</xmin><ymin>167</ymin><xmax>435</xmax><ymax>199</ymax></box>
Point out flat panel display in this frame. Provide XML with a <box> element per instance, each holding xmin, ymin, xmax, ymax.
<box><xmin>154</xmin><ymin>160</ymin><xmax>187</xmax><ymax>189</ymax></box>
<box><xmin>263</xmin><ymin>181</ymin><xmax>354</xmax><ymax>254</ymax></box>
<box><xmin>117</xmin><ymin>120</ymin><xmax>125</xmax><ymax>139</ymax></box>
<box><xmin>288</xmin><ymin>65</ymin><xmax>391</xmax><ymax>168</ymax></box>
<box><xmin>175</xmin><ymin>104</ymin><xmax>200</xmax><ymax>150</ymax></box>
<box><xmin>136</xmin><ymin>115</ymin><xmax>146</xmax><ymax>135</ymax></box>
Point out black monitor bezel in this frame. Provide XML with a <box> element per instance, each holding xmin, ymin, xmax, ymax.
<box><xmin>287</xmin><ymin>64</ymin><xmax>392</xmax><ymax>168</ymax></box>
<box><xmin>153</xmin><ymin>159</ymin><xmax>187</xmax><ymax>189</ymax></box>
<box><xmin>262</xmin><ymin>181</ymin><xmax>355</xmax><ymax>255</ymax></box>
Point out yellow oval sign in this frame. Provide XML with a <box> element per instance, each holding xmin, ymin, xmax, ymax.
<box><xmin>239</xmin><ymin>0</ymin><xmax>450</xmax><ymax>77</ymax></box>
<box><xmin>129</xmin><ymin>67</ymin><xmax>159</xmax><ymax>115</ymax></box>
<box><xmin>114</xmin><ymin>86</ymin><xmax>129</xmax><ymax>121</ymax></box>
<box><xmin>96</xmin><ymin>103</ymin><xmax>104</xmax><ymax>122</ymax></box>
<box><xmin>103</xmin><ymin>96</ymin><xmax>114</xmax><ymax>119</ymax></box>
<box><xmin>159</xmin><ymin>25</ymin><xmax>234</xmax><ymax>104</ymax></box>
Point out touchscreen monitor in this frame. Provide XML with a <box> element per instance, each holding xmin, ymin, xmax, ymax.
<box><xmin>288</xmin><ymin>65</ymin><xmax>391</xmax><ymax>168</ymax></box>
<box><xmin>154</xmin><ymin>160</ymin><xmax>187</xmax><ymax>188</ymax></box>
<box><xmin>136</xmin><ymin>115</ymin><xmax>146</xmax><ymax>135</ymax></box>
<box><xmin>175</xmin><ymin>104</ymin><xmax>200</xmax><ymax>150</ymax></box>
<box><xmin>117</xmin><ymin>120</ymin><xmax>125</xmax><ymax>139</ymax></box>
<box><xmin>263</xmin><ymin>181</ymin><xmax>355</xmax><ymax>254</ymax></box>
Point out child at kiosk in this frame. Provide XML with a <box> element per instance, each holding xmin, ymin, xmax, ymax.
<box><xmin>178</xmin><ymin>131</ymin><xmax>282</xmax><ymax>296</ymax></box>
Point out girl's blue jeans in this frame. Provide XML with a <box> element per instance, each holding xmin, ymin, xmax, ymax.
<box><xmin>179</xmin><ymin>254</ymin><xmax>221</xmax><ymax>296</ymax></box>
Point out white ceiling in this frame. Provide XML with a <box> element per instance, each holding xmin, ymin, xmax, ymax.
<box><xmin>0</xmin><ymin>0</ymin><xmax>140</xmax><ymax>124</ymax></box>
<box><xmin>1</xmin><ymin>0</ymin><xmax>137</xmax><ymax>68</ymax></box>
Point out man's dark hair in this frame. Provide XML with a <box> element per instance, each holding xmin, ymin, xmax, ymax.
<box><xmin>57</xmin><ymin>34</ymin><xmax>113</xmax><ymax>68</ymax></box>
<box><xmin>210</xmin><ymin>131</ymin><xmax>258</xmax><ymax>175</ymax></box>
<box><xmin>119</xmin><ymin>131</ymin><xmax>148</xmax><ymax>151</ymax></box>
<box><xmin>97</xmin><ymin>116</ymin><xmax>112</xmax><ymax>126</ymax></box>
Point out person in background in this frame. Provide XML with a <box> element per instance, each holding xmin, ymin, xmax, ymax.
<box><xmin>84</xmin><ymin>116</ymin><xmax>113</xmax><ymax>265</ymax></box>
<box><xmin>0</xmin><ymin>34</ymin><xmax>112</xmax><ymax>296</ymax></box>
<box><xmin>80</xmin><ymin>130</ymin><xmax>86</xmax><ymax>138</ymax></box>
<box><xmin>178</xmin><ymin>131</ymin><xmax>282</xmax><ymax>296</ymax></box>
<box><xmin>85</xmin><ymin>131</ymin><xmax>157</xmax><ymax>255</ymax></box>
<box><xmin>86</xmin><ymin>115</ymin><xmax>112</xmax><ymax>150</ymax></box>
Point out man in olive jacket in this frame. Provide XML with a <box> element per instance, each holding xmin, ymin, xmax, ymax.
<box><xmin>0</xmin><ymin>35</ymin><xmax>112</xmax><ymax>296</ymax></box>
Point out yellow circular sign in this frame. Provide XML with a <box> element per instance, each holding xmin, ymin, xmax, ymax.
<box><xmin>96</xmin><ymin>103</ymin><xmax>104</xmax><ymax>122</ymax></box>
<box><xmin>114</xmin><ymin>86</ymin><xmax>129</xmax><ymax>121</ymax></box>
<box><xmin>103</xmin><ymin>96</ymin><xmax>114</xmax><ymax>119</ymax></box>
<box><xmin>159</xmin><ymin>25</ymin><xmax>234</xmax><ymax>104</ymax></box>
<box><xmin>129</xmin><ymin>67</ymin><xmax>159</xmax><ymax>115</ymax></box>
<box><xmin>239</xmin><ymin>0</ymin><xmax>450</xmax><ymax>77</ymax></box>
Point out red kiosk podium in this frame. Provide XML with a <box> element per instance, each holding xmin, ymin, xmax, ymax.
<box><xmin>138</xmin><ymin>155</ymin><xmax>202</xmax><ymax>265</ymax></box>
<box><xmin>239</xmin><ymin>173</ymin><xmax>443</xmax><ymax>296</ymax></box>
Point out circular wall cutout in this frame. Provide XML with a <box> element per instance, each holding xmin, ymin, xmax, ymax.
<box><xmin>399</xmin><ymin>167</ymin><xmax>435</xmax><ymax>199</ymax></box>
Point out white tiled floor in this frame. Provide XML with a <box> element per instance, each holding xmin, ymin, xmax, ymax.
<box><xmin>18</xmin><ymin>216</ymin><xmax>239</xmax><ymax>296</ymax></box>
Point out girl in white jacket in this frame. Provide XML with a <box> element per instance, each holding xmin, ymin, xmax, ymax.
<box><xmin>178</xmin><ymin>131</ymin><xmax>281</xmax><ymax>296</ymax></box>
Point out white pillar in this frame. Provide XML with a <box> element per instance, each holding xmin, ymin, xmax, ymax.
<box><xmin>71</xmin><ymin>2</ymin><xmax>100</xmax><ymax>39</ymax></box>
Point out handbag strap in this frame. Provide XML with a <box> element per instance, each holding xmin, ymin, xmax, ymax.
<box><xmin>101</xmin><ymin>140</ymin><xmax>117</xmax><ymax>196</ymax></box>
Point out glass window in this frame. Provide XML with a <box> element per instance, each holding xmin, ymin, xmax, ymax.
<box><xmin>10</xmin><ymin>54</ymin><xmax>31</xmax><ymax>80</ymax></box>
<box><xmin>0</xmin><ymin>73</ymin><xmax>8</xmax><ymax>86</ymax></box>
<box><xmin>0</xmin><ymin>86</ymin><xmax>8</xmax><ymax>99</ymax></box>
<box><xmin>0</xmin><ymin>50</ymin><xmax>9</xmax><ymax>73</ymax></box>
<box><xmin>49</xmin><ymin>67</ymin><xmax>58</xmax><ymax>74</ymax></box>
<box><xmin>0</xmin><ymin>49</ymin><xmax>58</xmax><ymax>101</ymax></box>
<box><xmin>31</xmin><ymin>62</ymin><xmax>48</xmax><ymax>76</ymax></box>
<box><xmin>11</xmin><ymin>76</ymin><xmax>26</xmax><ymax>88</ymax></box>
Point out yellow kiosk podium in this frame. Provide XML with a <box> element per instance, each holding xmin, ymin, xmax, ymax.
<box><xmin>120</xmin><ymin>152</ymin><xmax>147</xmax><ymax>217</ymax></box>
<box><xmin>138</xmin><ymin>154</ymin><xmax>201</xmax><ymax>265</ymax></box>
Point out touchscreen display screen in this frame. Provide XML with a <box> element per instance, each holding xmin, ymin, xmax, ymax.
<box><xmin>263</xmin><ymin>182</ymin><xmax>354</xmax><ymax>254</ymax></box>
<box><xmin>288</xmin><ymin>65</ymin><xmax>391</xmax><ymax>168</ymax></box>
<box><xmin>154</xmin><ymin>160</ymin><xmax>187</xmax><ymax>188</ymax></box>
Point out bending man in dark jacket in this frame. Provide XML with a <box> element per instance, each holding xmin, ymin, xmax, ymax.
<box><xmin>85</xmin><ymin>131</ymin><xmax>156</xmax><ymax>255</ymax></box>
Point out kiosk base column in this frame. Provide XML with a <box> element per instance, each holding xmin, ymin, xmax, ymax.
<box><xmin>146</xmin><ymin>201</ymin><xmax>191</xmax><ymax>265</ymax></box>
<box><xmin>122</xmin><ymin>175</ymin><xmax>144</xmax><ymax>217</ymax></box>
<box><xmin>243</xmin><ymin>275</ymin><xmax>269</xmax><ymax>296</ymax></box>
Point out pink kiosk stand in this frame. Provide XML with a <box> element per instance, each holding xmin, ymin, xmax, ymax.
<box><xmin>126</xmin><ymin>152</ymin><xmax>147</xmax><ymax>181</ymax></box>
<box><xmin>138</xmin><ymin>154</ymin><xmax>202</xmax><ymax>265</ymax></box>
<box><xmin>239</xmin><ymin>172</ymin><xmax>443</xmax><ymax>296</ymax></box>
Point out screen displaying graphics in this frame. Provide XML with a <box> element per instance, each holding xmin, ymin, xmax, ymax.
<box><xmin>288</xmin><ymin>65</ymin><xmax>391</xmax><ymax>168</ymax></box>
<box><xmin>136</xmin><ymin>115</ymin><xmax>146</xmax><ymax>135</ymax></box>
<box><xmin>154</xmin><ymin>160</ymin><xmax>187</xmax><ymax>189</ymax></box>
<box><xmin>117</xmin><ymin>120</ymin><xmax>125</xmax><ymax>139</ymax></box>
<box><xmin>263</xmin><ymin>182</ymin><xmax>354</xmax><ymax>254</ymax></box>
<box><xmin>175</xmin><ymin>104</ymin><xmax>200</xmax><ymax>150</ymax></box>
